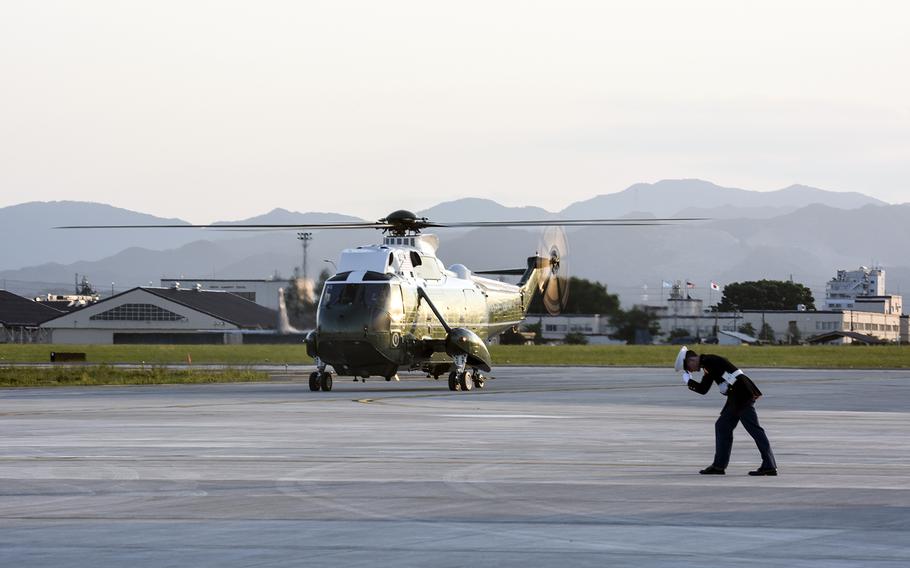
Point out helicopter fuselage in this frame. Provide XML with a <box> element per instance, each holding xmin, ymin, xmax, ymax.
<box><xmin>309</xmin><ymin>235</ymin><xmax>539</xmax><ymax>379</ymax></box>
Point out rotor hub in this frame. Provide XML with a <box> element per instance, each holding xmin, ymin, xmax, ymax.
<box><xmin>381</xmin><ymin>210</ymin><xmax>429</xmax><ymax>236</ymax></box>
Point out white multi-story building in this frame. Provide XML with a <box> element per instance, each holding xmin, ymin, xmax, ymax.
<box><xmin>824</xmin><ymin>266</ymin><xmax>901</xmax><ymax>312</ymax></box>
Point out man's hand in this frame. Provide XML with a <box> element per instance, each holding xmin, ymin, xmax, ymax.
<box><xmin>682</xmin><ymin>372</ymin><xmax>692</xmax><ymax>385</ymax></box>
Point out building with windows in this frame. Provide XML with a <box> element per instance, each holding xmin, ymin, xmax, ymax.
<box><xmin>639</xmin><ymin>300</ymin><xmax>901</xmax><ymax>345</ymax></box>
<box><xmin>42</xmin><ymin>286</ymin><xmax>278</xmax><ymax>344</ymax></box>
<box><xmin>527</xmin><ymin>313</ymin><xmax>623</xmax><ymax>344</ymax></box>
<box><xmin>634</xmin><ymin>269</ymin><xmax>905</xmax><ymax>344</ymax></box>
<box><xmin>825</xmin><ymin>266</ymin><xmax>883</xmax><ymax>309</ymax></box>
<box><xmin>824</xmin><ymin>266</ymin><xmax>902</xmax><ymax>314</ymax></box>
<box><xmin>738</xmin><ymin>309</ymin><xmax>901</xmax><ymax>343</ymax></box>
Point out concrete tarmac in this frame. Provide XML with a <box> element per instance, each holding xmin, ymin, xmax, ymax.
<box><xmin>1</xmin><ymin>367</ymin><xmax>909</xmax><ymax>567</ymax></box>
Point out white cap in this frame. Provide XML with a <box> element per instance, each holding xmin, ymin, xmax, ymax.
<box><xmin>674</xmin><ymin>346</ymin><xmax>689</xmax><ymax>372</ymax></box>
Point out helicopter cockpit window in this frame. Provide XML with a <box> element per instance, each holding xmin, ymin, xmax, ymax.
<box><xmin>409</xmin><ymin>251</ymin><xmax>422</xmax><ymax>266</ymax></box>
<box><xmin>389</xmin><ymin>284</ymin><xmax>403</xmax><ymax>314</ymax></box>
<box><xmin>339</xmin><ymin>284</ymin><xmax>359</xmax><ymax>305</ymax></box>
<box><xmin>320</xmin><ymin>283</ymin><xmax>353</xmax><ymax>307</ymax></box>
<box><xmin>362</xmin><ymin>284</ymin><xmax>390</xmax><ymax>307</ymax></box>
<box><xmin>320</xmin><ymin>283</ymin><xmax>391</xmax><ymax>308</ymax></box>
<box><xmin>413</xmin><ymin>255</ymin><xmax>443</xmax><ymax>280</ymax></box>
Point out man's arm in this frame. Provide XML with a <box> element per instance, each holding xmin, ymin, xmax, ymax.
<box><xmin>686</xmin><ymin>372</ymin><xmax>713</xmax><ymax>395</ymax></box>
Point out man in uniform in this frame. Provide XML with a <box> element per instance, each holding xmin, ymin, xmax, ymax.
<box><xmin>675</xmin><ymin>347</ymin><xmax>778</xmax><ymax>476</ymax></box>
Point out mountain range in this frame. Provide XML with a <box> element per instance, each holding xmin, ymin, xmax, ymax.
<box><xmin>1</xmin><ymin>179</ymin><xmax>906</xmax><ymax>310</ymax></box>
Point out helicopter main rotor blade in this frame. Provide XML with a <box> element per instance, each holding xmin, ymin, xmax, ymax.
<box><xmin>55</xmin><ymin>211</ymin><xmax>706</xmax><ymax>231</ymax></box>
<box><xmin>427</xmin><ymin>218</ymin><xmax>703</xmax><ymax>228</ymax></box>
<box><xmin>56</xmin><ymin>222</ymin><xmax>392</xmax><ymax>230</ymax></box>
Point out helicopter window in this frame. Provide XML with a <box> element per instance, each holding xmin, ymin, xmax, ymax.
<box><xmin>389</xmin><ymin>284</ymin><xmax>403</xmax><ymax>314</ymax></box>
<box><xmin>409</xmin><ymin>251</ymin><xmax>422</xmax><ymax>266</ymax></box>
<box><xmin>338</xmin><ymin>284</ymin><xmax>359</xmax><ymax>305</ymax></box>
<box><xmin>320</xmin><ymin>283</ymin><xmax>358</xmax><ymax>307</ymax></box>
<box><xmin>413</xmin><ymin>255</ymin><xmax>442</xmax><ymax>280</ymax></box>
<box><xmin>327</xmin><ymin>272</ymin><xmax>351</xmax><ymax>282</ymax></box>
<box><xmin>320</xmin><ymin>283</ymin><xmax>392</xmax><ymax>308</ymax></box>
<box><xmin>363</xmin><ymin>271</ymin><xmax>393</xmax><ymax>281</ymax></box>
<box><xmin>362</xmin><ymin>284</ymin><xmax>390</xmax><ymax>306</ymax></box>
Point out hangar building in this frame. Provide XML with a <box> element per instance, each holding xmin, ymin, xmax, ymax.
<box><xmin>0</xmin><ymin>290</ymin><xmax>63</xmax><ymax>343</ymax></box>
<box><xmin>41</xmin><ymin>286</ymin><xmax>278</xmax><ymax>344</ymax></box>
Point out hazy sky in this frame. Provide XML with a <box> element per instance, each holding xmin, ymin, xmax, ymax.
<box><xmin>1</xmin><ymin>1</ymin><xmax>908</xmax><ymax>223</ymax></box>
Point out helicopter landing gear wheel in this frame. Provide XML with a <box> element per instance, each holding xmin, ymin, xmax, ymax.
<box><xmin>460</xmin><ymin>369</ymin><xmax>474</xmax><ymax>391</ymax></box>
<box><xmin>308</xmin><ymin>371</ymin><xmax>321</xmax><ymax>392</ymax></box>
<box><xmin>448</xmin><ymin>371</ymin><xmax>459</xmax><ymax>391</ymax></box>
<box><xmin>320</xmin><ymin>371</ymin><xmax>333</xmax><ymax>392</ymax></box>
<box><xmin>473</xmin><ymin>373</ymin><xmax>485</xmax><ymax>389</ymax></box>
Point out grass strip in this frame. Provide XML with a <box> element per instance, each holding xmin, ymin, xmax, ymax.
<box><xmin>490</xmin><ymin>344</ymin><xmax>910</xmax><ymax>368</ymax></box>
<box><xmin>0</xmin><ymin>365</ymin><xmax>270</xmax><ymax>388</ymax></box>
<box><xmin>0</xmin><ymin>343</ymin><xmax>908</xmax><ymax>369</ymax></box>
<box><xmin>0</xmin><ymin>344</ymin><xmax>313</xmax><ymax>365</ymax></box>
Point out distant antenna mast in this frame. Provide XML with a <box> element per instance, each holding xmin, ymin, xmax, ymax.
<box><xmin>297</xmin><ymin>232</ymin><xmax>313</xmax><ymax>283</ymax></box>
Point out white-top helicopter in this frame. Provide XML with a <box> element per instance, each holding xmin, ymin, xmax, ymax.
<box><xmin>62</xmin><ymin>209</ymin><xmax>694</xmax><ymax>392</ymax></box>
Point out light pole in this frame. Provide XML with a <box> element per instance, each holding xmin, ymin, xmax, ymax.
<box><xmin>297</xmin><ymin>232</ymin><xmax>313</xmax><ymax>282</ymax></box>
<box><xmin>323</xmin><ymin>259</ymin><xmax>337</xmax><ymax>273</ymax></box>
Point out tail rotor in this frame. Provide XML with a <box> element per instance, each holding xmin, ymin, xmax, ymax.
<box><xmin>538</xmin><ymin>226</ymin><xmax>570</xmax><ymax>315</ymax></box>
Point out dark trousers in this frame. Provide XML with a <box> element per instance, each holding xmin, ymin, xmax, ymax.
<box><xmin>712</xmin><ymin>401</ymin><xmax>777</xmax><ymax>470</ymax></box>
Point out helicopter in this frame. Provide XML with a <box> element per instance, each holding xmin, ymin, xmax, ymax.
<box><xmin>304</xmin><ymin>211</ymin><xmax>570</xmax><ymax>392</ymax></box>
<box><xmin>61</xmin><ymin>209</ymin><xmax>694</xmax><ymax>392</ymax></box>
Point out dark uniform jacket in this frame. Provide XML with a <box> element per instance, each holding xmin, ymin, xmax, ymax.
<box><xmin>687</xmin><ymin>354</ymin><xmax>763</xmax><ymax>409</ymax></box>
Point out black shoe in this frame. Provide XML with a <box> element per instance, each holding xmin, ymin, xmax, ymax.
<box><xmin>748</xmin><ymin>467</ymin><xmax>778</xmax><ymax>476</ymax></box>
<box><xmin>699</xmin><ymin>465</ymin><xmax>725</xmax><ymax>475</ymax></box>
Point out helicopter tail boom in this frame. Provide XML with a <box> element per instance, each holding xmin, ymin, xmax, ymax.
<box><xmin>517</xmin><ymin>255</ymin><xmax>546</xmax><ymax>311</ymax></box>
